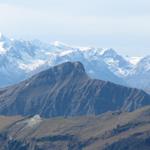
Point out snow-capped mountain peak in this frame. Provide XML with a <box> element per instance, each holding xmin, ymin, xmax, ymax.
<box><xmin>126</xmin><ymin>56</ymin><xmax>142</xmax><ymax>65</ymax></box>
<box><xmin>0</xmin><ymin>32</ymin><xmax>9</xmax><ymax>42</ymax></box>
<box><xmin>0</xmin><ymin>33</ymin><xmax>149</xmax><ymax>92</ymax></box>
<box><xmin>0</xmin><ymin>41</ymin><xmax>6</xmax><ymax>55</ymax></box>
<box><xmin>52</xmin><ymin>41</ymin><xmax>66</xmax><ymax>47</ymax></box>
<box><xmin>0</xmin><ymin>33</ymin><xmax>10</xmax><ymax>55</ymax></box>
<box><xmin>102</xmin><ymin>48</ymin><xmax>117</xmax><ymax>56</ymax></box>
<box><xmin>136</xmin><ymin>56</ymin><xmax>150</xmax><ymax>72</ymax></box>
<box><xmin>0</xmin><ymin>32</ymin><xmax>4</xmax><ymax>40</ymax></box>
<box><xmin>51</xmin><ymin>41</ymin><xmax>72</xmax><ymax>50</ymax></box>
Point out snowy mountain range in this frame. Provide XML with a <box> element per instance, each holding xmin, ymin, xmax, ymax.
<box><xmin>0</xmin><ymin>33</ymin><xmax>149</xmax><ymax>92</ymax></box>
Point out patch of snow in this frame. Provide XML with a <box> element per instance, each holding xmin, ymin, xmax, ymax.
<box><xmin>116</xmin><ymin>68</ymin><xmax>126</xmax><ymax>76</ymax></box>
<box><xmin>79</xmin><ymin>47</ymin><xmax>107</xmax><ymax>55</ymax></box>
<box><xmin>19</xmin><ymin>60</ymin><xmax>45</xmax><ymax>72</ymax></box>
<box><xmin>0</xmin><ymin>42</ymin><xmax>7</xmax><ymax>55</ymax></box>
<box><xmin>52</xmin><ymin>41</ymin><xmax>69</xmax><ymax>47</ymax></box>
<box><xmin>10</xmin><ymin>38</ymin><xmax>14</xmax><ymax>41</ymax></box>
<box><xmin>99</xmin><ymin>48</ymin><xmax>109</xmax><ymax>55</ymax></box>
<box><xmin>104</xmin><ymin>58</ymin><xmax>118</xmax><ymax>66</ymax></box>
<box><xmin>8</xmin><ymin>135</ymin><xmax>13</xmax><ymax>141</ymax></box>
<box><xmin>16</xmin><ymin>115</ymin><xmax>42</xmax><ymax>128</ymax></box>
<box><xmin>128</xmin><ymin>57</ymin><xmax>142</xmax><ymax>65</ymax></box>
<box><xmin>79</xmin><ymin>47</ymin><xmax>92</xmax><ymax>52</ymax></box>
<box><xmin>59</xmin><ymin>50</ymin><xmax>74</xmax><ymax>56</ymax></box>
<box><xmin>27</xmin><ymin>115</ymin><xmax>42</xmax><ymax>127</ymax></box>
<box><xmin>25</xmin><ymin>82</ymin><xmax>30</xmax><ymax>87</ymax></box>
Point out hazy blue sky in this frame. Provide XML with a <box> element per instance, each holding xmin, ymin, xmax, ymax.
<box><xmin>0</xmin><ymin>0</ymin><xmax>150</xmax><ymax>56</ymax></box>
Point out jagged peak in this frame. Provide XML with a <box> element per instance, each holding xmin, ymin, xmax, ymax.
<box><xmin>33</xmin><ymin>61</ymin><xmax>87</xmax><ymax>83</ymax></box>
<box><xmin>0</xmin><ymin>32</ymin><xmax>8</xmax><ymax>41</ymax></box>
<box><xmin>51</xmin><ymin>61</ymin><xmax>86</xmax><ymax>76</ymax></box>
<box><xmin>51</xmin><ymin>41</ymin><xmax>71</xmax><ymax>48</ymax></box>
<box><xmin>102</xmin><ymin>48</ymin><xmax>117</xmax><ymax>56</ymax></box>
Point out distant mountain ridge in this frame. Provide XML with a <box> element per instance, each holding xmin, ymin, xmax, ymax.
<box><xmin>0</xmin><ymin>33</ymin><xmax>149</xmax><ymax>91</ymax></box>
<box><xmin>0</xmin><ymin>61</ymin><xmax>149</xmax><ymax>118</ymax></box>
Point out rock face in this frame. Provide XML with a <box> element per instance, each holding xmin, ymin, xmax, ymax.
<box><xmin>0</xmin><ymin>62</ymin><xmax>150</xmax><ymax>117</ymax></box>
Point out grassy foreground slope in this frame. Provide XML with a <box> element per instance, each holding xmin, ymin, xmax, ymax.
<box><xmin>0</xmin><ymin>106</ymin><xmax>150</xmax><ymax>150</ymax></box>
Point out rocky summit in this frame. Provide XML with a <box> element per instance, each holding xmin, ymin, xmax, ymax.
<box><xmin>0</xmin><ymin>62</ymin><xmax>149</xmax><ymax>118</ymax></box>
